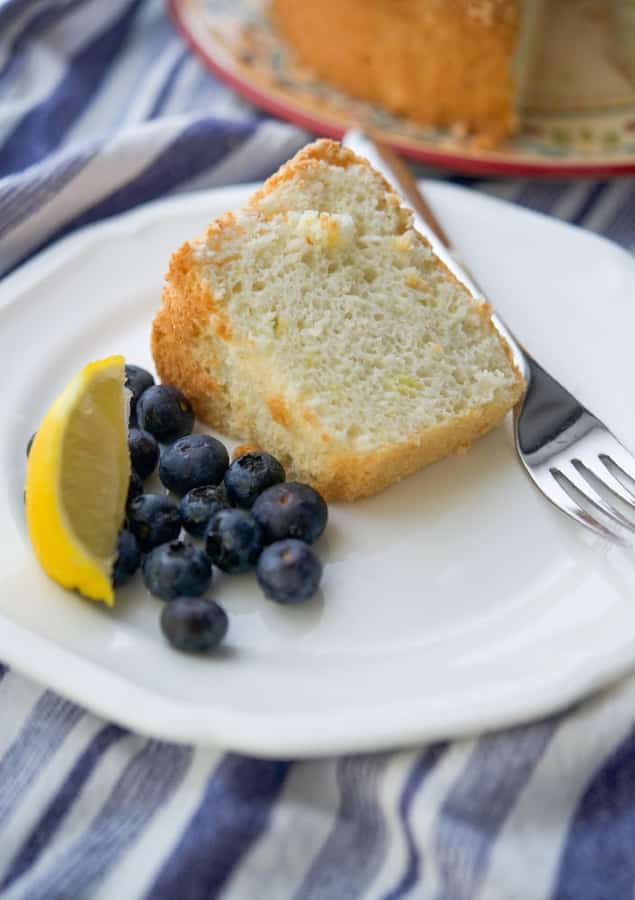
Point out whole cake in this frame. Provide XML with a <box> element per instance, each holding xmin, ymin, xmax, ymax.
<box><xmin>271</xmin><ymin>0</ymin><xmax>635</xmax><ymax>147</ymax></box>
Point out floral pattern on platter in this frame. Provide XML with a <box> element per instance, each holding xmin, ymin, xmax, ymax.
<box><xmin>174</xmin><ymin>0</ymin><xmax>635</xmax><ymax>173</ymax></box>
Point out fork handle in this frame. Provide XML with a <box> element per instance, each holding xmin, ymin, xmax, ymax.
<box><xmin>341</xmin><ymin>130</ymin><xmax>530</xmax><ymax>380</ymax></box>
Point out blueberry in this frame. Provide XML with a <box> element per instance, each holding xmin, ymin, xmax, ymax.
<box><xmin>125</xmin><ymin>365</ymin><xmax>155</xmax><ymax>427</ymax></box>
<box><xmin>128</xmin><ymin>428</ymin><xmax>159</xmax><ymax>480</ymax></box>
<box><xmin>127</xmin><ymin>471</ymin><xmax>144</xmax><ymax>506</ymax></box>
<box><xmin>137</xmin><ymin>384</ymin><xmax>194</xmax><ymax>444</ymax></box>
<box><xmin>127</xmin><ymin>493</ymin><xmax>181</xmax><ymax>552</ymax></box>
<box><xmin>26</xmin><ymin>432</ymin><xmax>36</xmax><ymax>457</ymax></box>
<box><xmin>204</xmin><ymin>508</ymin><xmax>263</xmax><ymax>573</ymax></box>
<box><xmin>112</xmin><ymin>530</ymin><xmax>141</xmax><ymax>587</ymax></box>
<box><xmin>161</xmin><ymin>597</ymin><xmax>228</xmax><ymax>653</ymax></box>
<box><xmin>179</xmin><ymin>485</ymin><xmax>228</xmax><ymax>538</ymax></box>
<box><xmin>252</xmin><ymin>482</ymin><xmax>328</xmax><ymax>545</ymax></box>
<box><xmin>224</xmin><ymin>452</ymin><xmax>285</xmax><ymax>508</ymax></box>
<box><xmin>159</xmin><ymin>434</ymin><xmax>229</xmax><ymax>496</ymax></box>
<box><xmin>142</xmin><ymin>540</ymin><xmax>212</xmax><ymax>602</ymax></box>
<box><xmin>256</xmin><ymin>539</ymin><xmax>322</xmax><ymax>604</ymax></box>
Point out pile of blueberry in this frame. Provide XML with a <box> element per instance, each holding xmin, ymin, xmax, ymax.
<box><xmin>115</xmin><ymin>365</ymin><xmax>327</xmax><ymax>654</ymax></box>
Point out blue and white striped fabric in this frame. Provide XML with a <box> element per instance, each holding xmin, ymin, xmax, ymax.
<box><xmin>1</xmin><ymin>2</ymin><xmax>635</xmax><ymax>897</ymax></box>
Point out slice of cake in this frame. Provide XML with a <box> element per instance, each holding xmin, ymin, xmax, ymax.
<box><xmin>152</xmin><ymin>140</ymin><xmax>524</xmax><ymax>500</ymax></box>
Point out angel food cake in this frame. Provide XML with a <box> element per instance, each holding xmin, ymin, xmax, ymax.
<box><xmin>271</xmin><ymin>0</ymin><xmax>635</xmax><ymax>147</ymax></box>
<box><xmin>152</xmin><ymin>140</ymin><xmax>524</xmax><ymax>500</ymax></box>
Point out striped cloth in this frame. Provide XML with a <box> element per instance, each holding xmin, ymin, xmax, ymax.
<box><xmin>1</xmin><ymin>2</ymin><xmax>635</xmax><ymax>897</ymax></box>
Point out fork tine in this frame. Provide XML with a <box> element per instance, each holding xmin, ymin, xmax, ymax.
<box><xmin>549</xmin><ymin>468</ymin><xmax>631</xmax><ymax>545</ymax></box>
<box><xmin>600</xmin><ymin>447</ymin><xmax>635</xmax><ymax>500</ymax></box>
<box><xmin>554</xmin><ymin>465</ymin><xmax>635</xmax><ymax>532</ymax></box>
<box><xmin>570</xmin><ymin>459</ymin><xmax>635</xmax><ymax>523</ymax></box>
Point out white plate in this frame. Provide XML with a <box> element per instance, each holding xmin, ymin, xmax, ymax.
<box><xmin>2</xmin><ymin>184</ymin><xmax>635</xmax><ymax>759</ymax></box>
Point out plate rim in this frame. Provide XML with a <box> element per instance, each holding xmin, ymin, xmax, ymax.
<box><xmin>3</xmin><ymin>185</ymin><xmax>635</xmax><ymax>758</ymax></box>
<box><xmin>2</xmin><ymin>605</ymin><xmax>635</xmax><ymax>758</ymax></box>
<box><xmin>169</xmin><ymin>0</ymin><xmax>635</xmax><ymax>178</ymax></box>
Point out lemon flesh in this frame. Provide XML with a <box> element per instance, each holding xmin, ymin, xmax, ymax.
<box><xmin>25</xmin><ymin>356</ymin><xmax>131</xmax><ymax>605</ymax></box>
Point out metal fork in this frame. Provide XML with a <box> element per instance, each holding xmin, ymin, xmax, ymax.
<box><xmin>342</xmin><ymin>130</ymin><xmax>635</xmax><ymax>544</ymax></box>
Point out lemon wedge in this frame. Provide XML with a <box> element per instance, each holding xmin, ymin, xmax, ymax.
<box><xmin>25</xmin><ymin>356</ymin><xmax>131</xmax><ymax>606</ymax></box>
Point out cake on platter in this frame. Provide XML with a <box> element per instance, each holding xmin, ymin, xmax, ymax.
<box><xmin>271</xmin><ymin>0</ymin><xmax>635</xmax><ymax>148</ymax></box>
